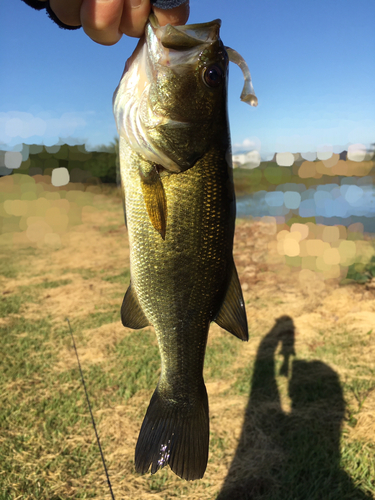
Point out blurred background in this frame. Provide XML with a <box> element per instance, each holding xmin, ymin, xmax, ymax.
<box><xmin>1</xmin><ymin>0</ymin><xmax>375</xmax><ymax>283</ymax></box>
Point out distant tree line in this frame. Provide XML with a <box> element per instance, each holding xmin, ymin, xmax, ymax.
<box><xmin>3</xmin><ymin>140</ymin><xmax>374</xmax><ymax>194</ymax></box>
<box><xmin>13</xmin><ymin>141</ymin><xmax>119</xmax><ymax>184</ymax></box>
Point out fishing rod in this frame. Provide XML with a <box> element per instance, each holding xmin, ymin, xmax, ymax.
<box><xmin>66</xmin><ymin>318</ymin><xmax>116</xmax><ymax>500</ymax></box>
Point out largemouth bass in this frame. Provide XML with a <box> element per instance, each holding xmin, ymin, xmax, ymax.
<box><xmin>113</xmin><ymin>15</ymin><xmax>257</xmax><ymax>481</ymax></box>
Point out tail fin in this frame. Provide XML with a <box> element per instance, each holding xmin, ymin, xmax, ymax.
<box><xmin>135</xmin><ymin>385</ymin><xmax>209</xmax><ymax>481</ymax></box>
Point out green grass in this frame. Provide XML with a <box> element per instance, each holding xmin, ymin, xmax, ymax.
<box><xmin>69</xmin><ymin>267</ymin><xmax>98</xmax><ymax>280</ymax></box>
<box><xmin>1</xmin><ymin>286</ymin><xmax>374</xmax><ymax>499</ymax></box>
<box><xmin>346</xmin><ymin>255</ymin><xmax>375</xmax><ymax>283</ymax></box>
<box><xmin>0</xmin><ymin>261</ymin><xmax>112</xmax><ymax>498</ymax></box>
<box><xmin>345</xmin><ymin>378</ymin><xmax>375</xmax><ymax>408</ymax></box>
<box><xmin>0</xmin><ymin>247</ymin><xmax>38</xmax><ymax>279</ymax></box>
<box><xmin>74</xmin><ymin>309</ymin><xmax>120</xmax><ymax>331</ymax></box>
<box><xmin>218</xmin><ymin>352</ymin><xmax>375</xmax><ymax>500</ymax></box>
<box><xmin>205</xmin><ymin>335</ymin><xmax>242</xmax><ymax>380</ymax></box>
<box><xmin>64</xmin><ymin>329</ymin><xmax>160</xmax><ymax>408</ymax></box>
<box><xmin>0</xmin><ymin>318</ymin><xmax>54</xmax><ymax>380</ymax></box>
<box><xmin>148</xmin><ymin>469</ymin><xmax>170</xmax><ymax>492</ymax></box>
<box><xmin>0</xmin><ymin>279</ymin><xmax>49</xmax><ymax>318</ymax></box>
<box><xmin>36</xmin><ymin>279</ymin><xmax>72</xmax><ymax>289</ymax></box>
<box><xmin>0</xmin><ymin>293</ymin><xmax>23</xmax><ymax>316</ymax></box>
<box><xmin>0</xmin><ymin>260</ymin><xmax>18</xmax><ymax>278</ymax></box>
<box><xmin>102</xmin><ymin>269</ymin><xmax>130</xmax><ymax>284</ymax></box>
<box><xmin>113</xmin><ymin>330</ymin><xmax>159</xmax><ymax>397</ymax></box>
<box><xmin>1</xmin><ymin>186</ymin><xmax>374</xmax><ymax>499</ymax></box>
<box><xmin>0</xmin><ymin>316</ymin><xmax>101</xmax><ymax>499</ymax></box>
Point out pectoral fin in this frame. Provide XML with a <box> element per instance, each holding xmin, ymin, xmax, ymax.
<box><xmin>121</xmin><ymin>282</ymin><xmax>150</xmax><ymax>329</ymax></box>
<box><xmin>214</xmin><ymin>262</ymin><xmax>248</xmax><ymax>341</ymax></box>
<box><xmin>140</xmin><ymin>166</ymin><xmax>167</xmax><ymax>240</ymax></box>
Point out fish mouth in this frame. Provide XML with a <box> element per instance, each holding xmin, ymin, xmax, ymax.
<box><xmin>144</xmin><ymin>16</ymin><xmax>222</xmax><ymax>74</ymax></box>
<box><xmin>150</xmin><ymin>14</ymin><xmax>221</xmax><ymax>50</ymax></box>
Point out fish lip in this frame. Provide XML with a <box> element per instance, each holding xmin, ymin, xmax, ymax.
<box><xmin>149</xmin><ymin>13</ymin><xmax>221</xmax><ymax>34</ymax></box>
<box><xmin>148</xmin><ymin>14</ymin><xmax>222</xmax><ymax>51</ymax></box>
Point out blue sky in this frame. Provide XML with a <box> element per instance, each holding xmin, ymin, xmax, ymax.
<box><xmin>1</xmin><ymin>0</ymin><xmax>374</xmax><ymax>158</ymax></box>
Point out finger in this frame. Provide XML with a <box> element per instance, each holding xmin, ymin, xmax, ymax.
<box><xmin>80</xmin><ymin>0</ymin><xmax>125</xmax><ymax>45</ymax></box>
<box><xmin>153</xmin><ymin>2</ymin><xmax>189</xmax><ymax>27</ymax></box>
<box><xmin>118</xmin><ymin>0</ymin><xmax>151</xmax><ymax>38</ymax></box>
<box><xmin>49</xmin><ymin>0</ymin><xmax>83</xmax><ymax>27</ymax></box>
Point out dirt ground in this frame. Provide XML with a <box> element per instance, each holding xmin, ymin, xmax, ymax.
<box><xmin>70</xmin><ymin>209</ymin><xmax>375</xmax><ymax>499</ymax></box>
<box><xmin>1</xmin><ymin>178</ymin><xmax>375</xmax><ymax>498</ymax></box>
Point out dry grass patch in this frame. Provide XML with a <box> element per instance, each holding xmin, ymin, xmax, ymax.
<box><xmin>1</xmin><ymin>181</ymin><xmax>374</xmax><ymax>499</ymax></box>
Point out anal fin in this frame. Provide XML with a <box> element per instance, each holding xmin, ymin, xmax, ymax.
<box><xmin>140</xmin><ymin>165</ymin><xmax>167</xmax><ymax>240</ymax></box>
<box><xmin>214</xmin><ymin>261</ymin><xmax>248</xmax><ymax>341</ymax></box>
<box><xmin>121</xmin><ymin>282</ymin><xmax>150</xmax><ymax>329</ymax></box>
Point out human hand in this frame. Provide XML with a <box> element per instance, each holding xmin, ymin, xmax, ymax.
<box><xmin>48</xmin><ymin>0</ymin><xmax>189</xmax><ymax>45</ymax></box>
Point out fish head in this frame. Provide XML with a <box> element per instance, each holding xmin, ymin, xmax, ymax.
<box><xmin>145</xmin><ymin>18</ymin><xmax>231</xmax><ymax>171</ymax></box>
<box><xmin>114</xmin><ymin>17</ymin><xmax>232</xmax><ymax>173</ymax></box>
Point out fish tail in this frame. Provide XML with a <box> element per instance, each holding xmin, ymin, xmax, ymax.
<box><xmin>135</xmin><ymin>384</ymin><xmax>209</xmax><ymax>481</ymax></box>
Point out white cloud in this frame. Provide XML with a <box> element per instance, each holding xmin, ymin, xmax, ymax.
<box><xmin>233</xmin><ymin>150</ymin><xmax>261</xmax><ymax>168</ymax></box>
<box><xmin>233</xmin><ymin>136</ymin><xmax>261</xmax><ymax>152</ymax></box>
<box><xmin>0</xmin><ymin>110</ymin><xmax>88</xmax><ymax>146</ymax></box>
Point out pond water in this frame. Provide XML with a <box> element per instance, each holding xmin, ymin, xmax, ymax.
<box><xmin>236</xmin><ymin>180</ymin><xmax>375</xmax><ymax>233</ymax></box>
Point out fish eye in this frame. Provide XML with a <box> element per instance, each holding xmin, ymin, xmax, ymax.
<box><xmin>202</xmin><ymin>64</ymin><xmax>224</xmax><ymax>88</ymax></box>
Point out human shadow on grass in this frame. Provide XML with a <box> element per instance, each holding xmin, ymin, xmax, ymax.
<box><xmin>217</xmin><ymin>315</ymin><xmax>372</xmax><ymax>500</ymax></box>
